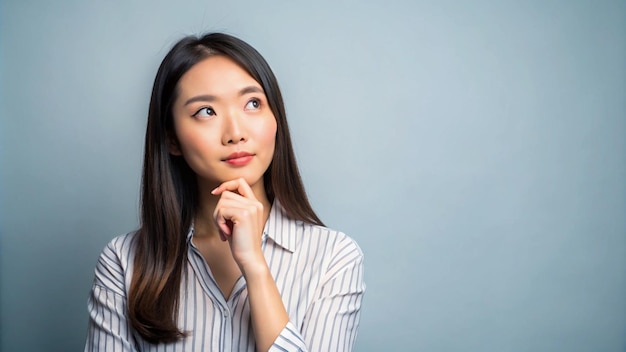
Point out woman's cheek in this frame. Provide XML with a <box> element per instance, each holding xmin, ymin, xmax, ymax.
<box><xmin>178</xmin><ymin>126</ymin><xmax>220</xmax><ymax>161</ymax></box>
<box><xmin>258</xmin><ymin>118</ymin><xmax>278</xmax><ymax>147</ymax></box>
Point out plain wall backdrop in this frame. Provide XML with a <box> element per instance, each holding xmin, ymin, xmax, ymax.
<box><xmin>1</xmin><ymin>0</ymin><xmax>625</xmax><ymax>351</ymax></box>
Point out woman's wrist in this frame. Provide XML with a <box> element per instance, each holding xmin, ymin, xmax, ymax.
<box><xmin>239</xmin><ymin>256</ymin><xmax>271</xmax><ymax>281</ymax></box>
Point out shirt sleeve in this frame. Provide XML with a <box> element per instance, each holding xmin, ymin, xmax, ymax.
<box><xmin>269</xmin><ymin>321</ymin><xmax>308</xmax><ymax>351</ymax></box>
<box><xmin>84</xmin><ymin>239</ymin><xmax>137</xmax><ymax>352</ymax></box>
<box><xmin>270</xmin><ymin>236</ymin><xmax>366</xmax><ymax>352</ymax></box>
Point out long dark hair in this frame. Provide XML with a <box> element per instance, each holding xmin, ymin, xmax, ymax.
<box><xmin>129</xmin><ymin>33</ymin><xmax>323</xmax><ymax>344</ymax></box>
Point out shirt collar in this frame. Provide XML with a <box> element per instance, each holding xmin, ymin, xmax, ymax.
<box><xmin>186</xmin><ymin>223</ymin><xmax>195</xmax><ymax>242</ymax></box>
<box><xmin>186</xmin><ymin>200</ymin><xmax>299</xmax><ymax>253</ymax></box>
<box><xmin>263</xmin><ymin>200</ymin><xmax>299</xmax><ymax>253</ymax></box>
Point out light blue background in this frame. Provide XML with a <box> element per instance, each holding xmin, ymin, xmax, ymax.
<box><xmin>1</xmin><ymin>1</ymin><xmax>625</xmax><ymax>351</ymax></box>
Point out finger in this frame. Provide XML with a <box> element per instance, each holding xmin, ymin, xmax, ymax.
<box><xmin>215</xmin><ymin>195</ymin><xmax>264</xmax><ymax>221</ymax></box>
<box><xmin>217</xmin><ymin>190</ymin><xmax>248</xmax><ymax>202</ymax></box>
<box><xmin>214</xmin><ymin>202</ymin><xmax>257</xmax><ymax>223</ymax></box>
<box><xmin>215</xmin><ymin>207</ymin><xmax>239</xmax><ymax>237</ymax></box>
<box><xmin>211</xmin><ymin>178</ymin><xmax>256</xmax><ymax>199</ymax></box>
<box><xmin>218</xmin><ymin>228</ymin><xmax>228</xmax><ymax>242</ymax></box>
<box><xmin>211</xmin><ymin>178</ymin><xmax>253</xmax><ymax>197</ymax></box>
<box><xmin>216</xmin><ymin>191</ymin><xmax>264</xmax><ymax>212</ymax></box>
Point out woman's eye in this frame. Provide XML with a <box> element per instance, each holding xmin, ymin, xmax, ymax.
<box><xmin>245</xmin><ymin>99</ymin><xmax>261</xmax><ymax>111</ymax></box>
<box><xmin>192</xmin><ymin>107</ymin><xmax>215</xmax><ymax>117</ymax></box>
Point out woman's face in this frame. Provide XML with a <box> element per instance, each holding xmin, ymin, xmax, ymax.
<box><xmin>170</xmin><ymin>55</ymin><xmax>277</xmax><ymax>190</ymax></box>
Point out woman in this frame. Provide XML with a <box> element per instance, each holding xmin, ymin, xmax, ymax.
<box><xmin>84</xmin><ymin>32</ymin><xmax>365</xmax><ymax>352</ymax></box>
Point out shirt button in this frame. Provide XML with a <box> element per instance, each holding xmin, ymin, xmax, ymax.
<box><xmin>223</xmin><ymin>310</ymin><xmax>230</xmax><ymax>318</ymax></box>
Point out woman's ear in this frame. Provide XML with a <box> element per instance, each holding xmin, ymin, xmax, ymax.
<box><xmin>167</xmin><ymin>132</ymin><xmax>182</xmax><ymax>156</ymax></box>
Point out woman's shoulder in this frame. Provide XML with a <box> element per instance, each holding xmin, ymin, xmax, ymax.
<box><xmin>297</xmin><ymin>221</ymin><xmax>364</xmax><ymax>263</ymax></box>
<box><xmin>270</xmin><ymin>201</ymin><xmax>364</xmax><ymax>259</ymax></box>
<box><xmin>291</xmin><ymin>222</ymin><xmax>365</xmax><ymax>292</ymax></box>
<box><xmin>91</xmin><ymin>231</ymin><xmax>138</xmax><ymax>295</ymax></box>
<box><xmin>99</xmin><ymin>231</ymin><xmax>138</xmax><ymax>264</ymax></box>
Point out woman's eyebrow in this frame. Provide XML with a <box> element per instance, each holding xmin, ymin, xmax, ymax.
<box><xmin>184</xmin><ymin>94</ymin><xmax>216</xmax><ymax>106</ymax></box>
<box><xmin>238</xmin><ymin>85</ymin><xmax>263</xmax><ymax>96</ymax></box>
<box><xmin>184</xmin><ymin>86</ymin><xmax>264</xmax><ymax>106</ymax></box>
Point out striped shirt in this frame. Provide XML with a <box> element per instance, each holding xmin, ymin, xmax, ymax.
<box><xmin>84</xmin><ymin>202</ymin><xmax>365</xmax><ymax>351</ymax></box>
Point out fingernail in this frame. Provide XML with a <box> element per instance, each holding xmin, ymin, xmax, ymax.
<box><xmin>211</xmin><ymin>187</ymin><xmax>218</xmax><ymax>194</ymax></box>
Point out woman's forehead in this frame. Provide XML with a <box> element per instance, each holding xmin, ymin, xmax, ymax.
<box><xmin>177</xmin><ymin>56</ymin><xmax>262</xmax><ymax>98</ymax></box>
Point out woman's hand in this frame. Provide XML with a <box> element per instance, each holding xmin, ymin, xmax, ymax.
<box><xmin>212</xmin><ymin>179</ymin><xmax>290</xmax><ymax>351</ymax></box>
<box><xmin>211</xmin><ymin>178</ymin><xmax>266</xmax><ymax>273</ymax></box>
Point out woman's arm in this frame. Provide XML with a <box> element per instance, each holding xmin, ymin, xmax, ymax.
<box><xmin>212</xmin><ymin>179</ymin><xmax>365</xmax><ymax>352</ymax></box>
<box><xmin>84</xmin><ymin>237</ymin><xmax>137</xmax><ymax>352</ymax></box>
<box><xmin>300</xmin><ymin>238</ymin><xmax>365</xmax><ymax>351</ymax></box>
<box><xmin>243</xmin><ymin>261</ymin><xmax>291</xmax><ymax>351</ymax></box>
<box><xmin>212</xmin><ymin>178</ymin><xmax>290</xmax><ymax>351</ymax></box>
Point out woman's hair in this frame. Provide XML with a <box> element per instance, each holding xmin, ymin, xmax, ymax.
<box><xmin>129</xmin><ymin>32</ymin><xmax>323</xmax><ymax>344</ymax></box>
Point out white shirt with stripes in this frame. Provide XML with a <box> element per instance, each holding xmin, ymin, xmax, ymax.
<box><xmin>85</xmin><ymin>201</ymin><xmax>365</xmax><ymax>351</ymax></box>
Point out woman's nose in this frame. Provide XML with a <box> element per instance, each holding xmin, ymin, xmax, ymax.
<box><xmin>222</xmin><ymin>111</ymin><xmax>247</xmax><ymax>145</ymax></box>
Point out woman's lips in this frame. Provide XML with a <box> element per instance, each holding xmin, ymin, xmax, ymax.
<box><xmin>223</xmin><ymin>152</ymin><xmax>254</xmax><ymax>166</ymax></box>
